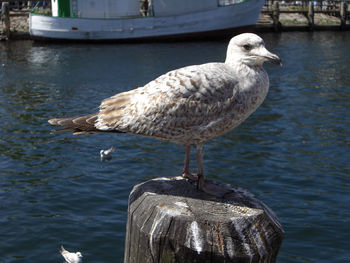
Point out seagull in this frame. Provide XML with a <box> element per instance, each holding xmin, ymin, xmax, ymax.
<box><xmin>48</xmin><ymin>33</ymin><xmax>281</xmax><ymax>195</ymax></box>
<box><xmin>100</xmin><ymin>146</ymin><xmax>116</xmax><ymax>161</ymax></box>
<box><xmin>60</xmin><ymin>246</ymin><xmax>83</xmax><ymax>263</ymax></box>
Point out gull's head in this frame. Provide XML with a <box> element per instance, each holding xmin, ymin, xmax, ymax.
<box><xmin>225</xmin><ymin>33</ymin><xmax>281</xmax><ymax>67</ymax></box>
<box><xmin>76</xmin><ymin>252</ymin><xmax>83</xmax><ymax>258</ymax></box>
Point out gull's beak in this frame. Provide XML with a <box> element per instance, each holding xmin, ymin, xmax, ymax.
<box><xmin>265</xmin><ymin>52</ymin><xmax>282</xmax><ymax>66</ymax></box>
<box><xmin>255</xmin><ymin>46</ymin><xmax>282</xmax><ymax>66</ymax></box>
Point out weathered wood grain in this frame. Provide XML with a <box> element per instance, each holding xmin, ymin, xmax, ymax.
<box><xmin>124</xmin><ymin>177</ymin><xmax>284</xmax><ymax>263</ymax></box>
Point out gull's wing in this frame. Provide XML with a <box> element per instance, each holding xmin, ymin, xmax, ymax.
<box><xmin>95</xmin><ymin>62</ymin><xmax>240</xmax><ymax>141</ymax></box>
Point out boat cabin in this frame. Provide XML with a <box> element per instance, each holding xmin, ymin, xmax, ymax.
<box><xmin>50</xmin><ymin>0</ymin><xmax>244</xmax><ymax>18</ymax></box>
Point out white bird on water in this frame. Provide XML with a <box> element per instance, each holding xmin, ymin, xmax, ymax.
<box><xmin>100</xmin><ymin>146</ymin><xmax>116</xmax><ymax>161</ymax></box>
<box><xmin>60</xmin><ymin>246</ymin><xmax>83</xmax><ymax>263</ymax></box>
<box><xmin>48</xmin><ymin>33</ymin><xmax>281</xmax><ymax>196</ymax></box>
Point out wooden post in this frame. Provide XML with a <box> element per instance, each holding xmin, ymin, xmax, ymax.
<box><xmin>1</xmin><ymin>2</ymin><xmax>11</xmax><ymax>39</ymax></box>
<box><xmin>124</xmin><ymin>177</ymin><xmax>284</xmax><ymax>263</ymax></box>
<box><xmin>308</xmin><ymin>1</ymin><xmax>314</xmax><ymax>30</ymax></box>
<box><xmin>268</xmin><ymin>0</ymin><xmax>273</xmax><ymax>11</ymax></box>
<box><xmin>340</xmin><ymin>1</ymin><xmax>348</xmax><ymax>30</ymax></box>
<box><xmin>272</xmin><ymin>1</ymin><xmax>281</xmax><ymax>31</ymax></box>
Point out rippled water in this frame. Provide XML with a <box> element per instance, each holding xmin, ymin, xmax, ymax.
<box><xmin>0</xmin><ymin>32</ymin><xmax>349</xmax><ymax>262</ymax></box>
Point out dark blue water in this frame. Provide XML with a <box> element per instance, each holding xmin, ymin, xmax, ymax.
<box><xmin>0</xmin><ymin>32</ymin><xmax>349</xmax><ymax>263</ymax></box>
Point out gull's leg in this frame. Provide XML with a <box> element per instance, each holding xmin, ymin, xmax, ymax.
<box><xmin>182</xmin><ymin>145</ymin><xmax>198</xmax><ymax>181</ymax></box>
<box><xmin>196</xmin><ymin>144</ymin><xmax>221</xmax><ymax>196</ymax></box>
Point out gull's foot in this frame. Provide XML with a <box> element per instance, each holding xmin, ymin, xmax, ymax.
<box><xmin>182</xmin><ymin>172</ymin><xmax>198</xmax><ymax>181</ymax></box>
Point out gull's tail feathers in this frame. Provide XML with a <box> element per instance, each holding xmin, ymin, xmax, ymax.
<box><xmin>48</xmin><ymin>113</ymin><xmax>123</xmax><ymax>135</ymax></box>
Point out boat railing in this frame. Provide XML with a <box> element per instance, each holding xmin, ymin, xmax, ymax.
<box><xmin>218</xmin><ymin>0</ymin><xmax>248</xmax><ymax>6</ymax></box>
<box><xmin>30</xmin><ymin>1</ymin><xmax>40</xmax><ymax>14</ymax></box>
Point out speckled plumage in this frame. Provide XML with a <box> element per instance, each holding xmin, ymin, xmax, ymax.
<box><xmin>49</xmin><ymin>33</ymin><xmax>281</xmax><ymax>195</ymax></box>
<box><xmin>96</xmin><ymin>62</ymin><xmax>268</xmax><ymax>145</ymax></box>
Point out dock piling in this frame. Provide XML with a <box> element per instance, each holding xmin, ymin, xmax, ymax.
<box><xmin>272</xmin><ymin>1</ymin><xmax>281</xmax><ymax>31</ymax></box>
<box><xmin>340</xmin><ymin>1</ymin><xmax>348</xmax><ymax>30</ymax></box>
<box><xmin>124</xmin><ymin>177</ymin><xmax>284</xmax><ymax>263</ymax></box>
<box><xmin>308</xmin><ymin>1</ymin><xmax>314</xmax><ymax>30</ymax></box>
<box><xmin>1</xmin><ymin>2</ymin><xmax>11</xmax><ymax>39</ymax></box>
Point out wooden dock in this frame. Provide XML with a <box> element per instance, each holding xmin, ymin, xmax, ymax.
<box><xmin>0</xmin><ymin>1</ymin><xmax>31</xmax><ymax>41</ymax></box>
<box><xmin>256</xmin><ymin>1</ymin><xmax>350</xmax><ymax>31</ymax></box>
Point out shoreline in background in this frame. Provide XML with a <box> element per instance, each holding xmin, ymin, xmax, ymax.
<box><xmin>1</xmin><ymin>6</ymin><xmax>349</xmax><ymax>41</ymax></box>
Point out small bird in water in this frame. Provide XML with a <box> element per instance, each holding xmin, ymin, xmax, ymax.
<box><xmin>48</xmin><ymin>33</ymin><xmax>281</xmax><ymax>196</ymax></box>
<box><xmin>100</xmin><ymin>146</ymin><xmax>116</xmax><ymax>161</ymax></box>
<box><xmin>60</xmin><ymin>245</ymin><xmax>83</xmax><ymax>263</ymax></box>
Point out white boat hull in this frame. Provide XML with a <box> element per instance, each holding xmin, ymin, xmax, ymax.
<box><xmin>30</xmin><ymin>0</ymin><xmax>264</xmax><ymax>41</ymax></box>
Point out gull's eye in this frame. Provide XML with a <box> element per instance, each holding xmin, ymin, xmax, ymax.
<box><xmin>243</xmin><ymin>44</ymin><xmax>252</xmax><ymax>51</ymax></box>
